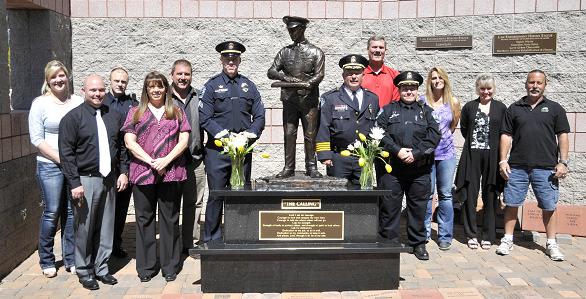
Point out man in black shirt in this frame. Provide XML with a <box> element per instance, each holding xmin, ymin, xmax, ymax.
<box><xmin>170</xmin><ymin>59</ymin><xmax>206</xmax><ymax>253</ymax></box>
<box><xmin>497</xmin><ymin>70</ymin><xmax>570</xmax><ymax>261</ymax></box>
<box><xmin>103</xmin><ymin>67</ymin><xmax>137</xmax><ymax>258</ymax></box>
<box><xmin>59</xmin><ymin>75</ymin><xmax>128</xmax><ymax>290</ymax></box>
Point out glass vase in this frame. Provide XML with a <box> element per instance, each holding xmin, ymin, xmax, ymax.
<box><xmin>230</xmin><ymin>155</ymin><xmax>245</xmax><ymax>190</ymax></box>
<box><xmin>359</xmin><ymin>159</ymin><xmax>375</xmax><ymax>190</ymax></box>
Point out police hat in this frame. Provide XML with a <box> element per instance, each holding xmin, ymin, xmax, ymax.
<box><xmin>393</xmin><ymin>71</ymin><xmax>424</xmax><ymax>87</ymax></box>
<box><xmin>338</xmin><ymin>54</ymin><xmax>369</xmax><ymax>70</ymax></box>
<box><xmin>215</xmin><ymin>41</ymin><xmax>246</xmax><ymax>57</ymax></box>
<box><xmin>283</xmin><ymin>16</ymin><xmax>310</xmax><ymax>28</ymax></box>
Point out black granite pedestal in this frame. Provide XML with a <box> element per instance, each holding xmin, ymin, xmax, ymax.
<box><xmin>192</xmin><ymin>175</ymin><xmax>411</xmax><ymax>293</ymax></box>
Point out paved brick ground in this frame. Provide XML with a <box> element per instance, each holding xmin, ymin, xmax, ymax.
<box><xmin>1</xmin><ymin>215</ymin><xmax>585</xmax><ymax>299</ymax></box>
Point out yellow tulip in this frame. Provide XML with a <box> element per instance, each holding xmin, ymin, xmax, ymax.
<box><xmin>340</xmin><ymin>150</ymin><xmax>351</xmax><ymax>157</ymax></box>
<box><xmin>237</xmin><ymin>145</ymin><xmax>245</xmax><ymax>153</ymax></box>
<box><xmin>358</xmin><ymin>157</ymin><xmax>365</xmax><ymax>167</ymax></box>
<box><xmin>214</xmin><ymin>140</ymin><xmax>223</xmax><ymax>147</ymax></box>
<box><xmin>358</xmin><ymin>133</ymin><xmax>367</xmax><ymax>142</ymax></box>
<box><xmin>380</xmin><ymin>151</ymin><xmax>390</xmax><ymax>158</ymax></box>
<box><xmin>385</xmin><ymin>164</ymin><xmax>392</xmax><ymax>173</ymax></box>
<box><xmin>260</xmin><ymin>152</ymin><xmax>270</xmax><ymax>159</ymax></box>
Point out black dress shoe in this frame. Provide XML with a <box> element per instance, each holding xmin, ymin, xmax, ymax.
<box><xmin>96</xmin><ymin>274</ymin><xmax>118</xmax><ymax>285</ymax></box>
<box><xmin>275</xmin><ymin>169</ymin><xmax>295</xmax><ymax>178</ymax></box>
<box><xmin>413</xmin><ymin>244</ymin><xmax>429</xmax><ymax>260</ymax></box>
<box><xmin>164</xmin><ymin>273</ymin><xmax>177</xmax><ymax>282</ymax></box>
<box><xmin>306</xmin><ymin>169</ymin><xmax>323</xmax><ymax>178</ymax></box>
<box><xmin>79</xmin><ymin>278</ymin><xmax>100</xmax><ymax>290</ymax></box>
<box><xmin>112</xmin><ymin>247</ymin><xmax>128</xmax><ymax>258</ymax></box>
<box><xmin>138</xmin><ymin>274</ymin><xmax>152</xmax><ymax>282</ymax></box>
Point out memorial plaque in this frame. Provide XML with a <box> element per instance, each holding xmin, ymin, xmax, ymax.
<box><xmin>281</xmin><ymin>199</ymin><xmax>321</xmax><ymax>210</ymax></box>
<box><xmin>416</xmin><ymin>35</ymin><xmax>472</xmax><ymax>50</ymax></box>
<box><xmin>493</xmin><ymin>33</ymin><xmax>557</xmax><ymax>55</ymax></box>
<box><xmin>259</xmin><ymin>211</ymin><xmax>344</xmax><ymax>240</ymax></box>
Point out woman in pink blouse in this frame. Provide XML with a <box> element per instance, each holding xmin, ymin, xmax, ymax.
<box><xmin>122</xmin><ymin>71</ymin><xmax>191</xmax><ymax>283</ymax></box>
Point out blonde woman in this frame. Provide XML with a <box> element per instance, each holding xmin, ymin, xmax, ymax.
<box><xmin>29</xmin><ymin>60</ymin><xmax>83</xmax><ymax>277</ymax></box>
<box><xmin>454</xmin><ymin>74</ymin><xmax>507</xmax><ymax>250</ymax></box>
<box><xmin>423</xmin><ymin>67</ymin><xmax>461</xmax><ymax>250</ymax></box>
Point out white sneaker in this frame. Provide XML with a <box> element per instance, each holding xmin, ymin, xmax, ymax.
<box><xmin>496</xmin><ymin>238</ymin><xmax>513</xmax><ymax>255</ymax></box>
<box><xmin>42</xmin><ymin>267</ymin><xmax>57</xmax><ymax>278</ymax></box>
<box><xmin>546</xmin><ymin>243</ymin><xmax>565</xmax><ymax>261</ymax></box>
<box><xmin>67</xmin><ymin>266</ymin><xmax>76</xmax><ymax>274</ymax></box>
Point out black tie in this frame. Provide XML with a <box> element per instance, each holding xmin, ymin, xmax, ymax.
<box><xmin>352</xmin><ymin>91</ymin><xmax>359</xmax><ymax>110</ymax></box>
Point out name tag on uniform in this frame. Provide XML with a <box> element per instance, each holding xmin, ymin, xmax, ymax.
<box><xmin>334</xmin><ymin>105</ymin><xmax>348</xmax><ymax>111</ymax></box>
<box><xmin>215</xmin><ymin>85</ymin><xmax>228</xmax><ymax>93</ymax></box>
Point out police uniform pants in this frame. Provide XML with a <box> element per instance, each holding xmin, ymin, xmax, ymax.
<box><xmin>113</xmin><ymin>182</ymin><xmax>132</xmax><ymax>251</ymax></box>
<box><xmin>283</xmin><ymin>97</ymin><xmax>319</xmax><ymax>171</ymax></box>
<box><xmin>327</xmin><ymin>153</ymin><xmax>361</xmax><ymax>185</ymax></box>
<box><xmin>133</xmin><ymin>182</ymin><xmax>181</xmax><ymax>277</ymax></box>
<box><xmin>203</xmin><ymin>146</ymin><xmax>252</xmax><ymax>242</ymax></box>
<box><xmin>379</xmin><ymin>172</ymin><xmax>431</xmax><ymax>247</ymax></box>
<box><xmin>180</xmin><ymin>160</ymin><xmax>207</xmax><ymax>249</ymax></box>
<box><xmin>74</xmin><ymin>174</ymin><xmax>116</xmax><ymax>280</ymax></box>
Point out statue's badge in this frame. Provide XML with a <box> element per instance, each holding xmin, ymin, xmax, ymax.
<box><xmin>241</xmin><ymin>82</ymin><xmax>249</xmax><ymax>92</ymax></box>
<box><xmin>541</xmin><ymin>107</ymin><xmax>549</xmax><ymax>113</ymax></box>
<box><xmin>351</xmin><ymin>56</ymin><xmax>357</xmax><ymax>63</ymax></box>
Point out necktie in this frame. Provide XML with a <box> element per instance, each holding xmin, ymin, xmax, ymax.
<box><xmin>352</xmin><ymin>91</ymin><xmax>360</xmax><ymax>110</ymax></box>
<box><xmin>96</xmin><ymin>110</ymin><xmax>111</xmax><ymax>177</ymax></box>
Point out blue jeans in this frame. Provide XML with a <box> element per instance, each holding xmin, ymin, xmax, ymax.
<box><xmin>37</xmin><ymin>161</ymin><xmax>75</xmax><ymax>270</ymax></box>
<box><xmin>503</xmin><ymin>166</ymin><xmax>559</xmax><ymax>211</ymax></box>
<box><xmin>425</xmin><ymin>158</ymin><xmax>456</xmax><ymax>243</ymax></box>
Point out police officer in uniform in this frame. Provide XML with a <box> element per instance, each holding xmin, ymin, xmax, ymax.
<box><xmin>199</xmin><ymin>41</ymin><xmax>266</xmax><ymax>243</ymax></box>
<box><xmin>376</xmin><ymin>71</ymin><xmax>440</xmax><ymax>260</ymax></box>
<box><xmin>316</xmin><ymin>54</ymin><xmax>379</xmax><ymax>184</ymax></box>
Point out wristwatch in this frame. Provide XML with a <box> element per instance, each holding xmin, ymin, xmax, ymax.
<box><xmin>559</xmin><ymin>159</ymin><xmax>569</xmax><ymax>167</ymax></box>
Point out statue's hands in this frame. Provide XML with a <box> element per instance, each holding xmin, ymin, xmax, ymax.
<box><xmin>283</xmin><ymin>76</ymin><xmax>302</xmax><ymax>83</ymax></box>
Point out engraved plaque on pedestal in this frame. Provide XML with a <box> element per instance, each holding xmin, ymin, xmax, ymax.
<box><xmin>259</xmin><ymin>211</ymin><xmax>344</xmax><ymax>240</ymax></box>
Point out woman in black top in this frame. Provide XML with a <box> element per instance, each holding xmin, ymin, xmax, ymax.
<box><xmin>454</xmin><ymin>73</ymin><xmax>507</xmax><ymax>250</ymax></box>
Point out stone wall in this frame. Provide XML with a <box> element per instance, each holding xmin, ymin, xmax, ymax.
<box><xmin>8</xmin><ymin>10</ymin><xmax>73</xmax><ymax>110</ymax></box>
<box><xmin>71</xmin><ymin>11</ymin><xmax>586</xmax><ymax>204</ymax></box>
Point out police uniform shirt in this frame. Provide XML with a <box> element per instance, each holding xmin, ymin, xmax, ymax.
<box><xmin>376</xmin><ymin>100</ymin><xmax>441</xmax><ymax>173</ymax></box>
<box><xmin>104</xmin><ymin>92</ymin><xmax>137</xmax><ymax>118</ymax></box>
<box><xmin>316</xmin><ymin>86</ymin><xmax>379</xmax><ymax>161</ymax></box>
<box><xmin>199</xmin><ymin>72</ymin><xmax>265</xmax><ymax>139</ymax></box>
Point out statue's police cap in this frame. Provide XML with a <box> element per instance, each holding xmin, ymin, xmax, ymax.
<box><xmin>283</xmin><ymin>16</ymin><xmax>310</xmax><ymax>28</ymax></box>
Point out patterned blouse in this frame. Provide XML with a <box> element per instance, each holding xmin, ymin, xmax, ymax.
<box><xmin>471</xmin><ymin>109</ymin><xmax>490</xmax><ymax>150</ymax></box>
<box><xmin>431</xmin><ymin>103</ymin><xmax>456</xmax><ymax>160</ymax></box>
<box><xmin>122</xmin><ymin>106</ymin><xmax>191</xmax><ymax>185</ymax></box>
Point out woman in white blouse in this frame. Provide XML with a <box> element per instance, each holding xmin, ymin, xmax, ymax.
<box><xmin>28</xmin><ymin>60</ymin><xmax>83</xmax><ymax>278</ymax></box>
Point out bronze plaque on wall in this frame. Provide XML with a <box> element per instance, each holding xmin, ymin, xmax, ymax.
<box><xmin>493</xmin><ymin>33</ymin><xmax>557</xmax><ymax>55</ymax></box>
<box><xmin>415</xmin><ymin>35</ymin><xmax>473</xmax><ymax>49</ymax></box>
<box><xmin>259</xmin><ymin>211</ymin><xmax>344</xmax><ymax>240</ymax></box>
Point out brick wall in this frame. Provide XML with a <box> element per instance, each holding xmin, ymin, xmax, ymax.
<box><xmin>0</xmin><ymin>2</ymin><xmax>72</xmax><ymax>279</ymax></box>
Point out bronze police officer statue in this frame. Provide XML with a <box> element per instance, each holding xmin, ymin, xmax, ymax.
<box><xmin>268</xmin><ymin>16</ymin><xmax>325</xmax><ymax>178</ymax></box>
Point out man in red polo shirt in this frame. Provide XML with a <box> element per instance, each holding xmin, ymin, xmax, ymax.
<box><xmin>362</xmin><ymin>36</ymin><xmax>400</xmax><ymax>107</ymax></box>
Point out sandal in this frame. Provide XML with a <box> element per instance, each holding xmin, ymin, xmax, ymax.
<box><xmin>481</xmin><ymin>241</ymin><xmax>492</xmax><ymax>250</ymax></box>
<box><xmin>467</xmin><ymin>238</ymin><xmax>479</xmax><ymax>250</ymax></box>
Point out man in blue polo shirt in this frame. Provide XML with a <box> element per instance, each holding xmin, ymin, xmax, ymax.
<box><xmin>497</xmin><ymin>69</ymin><xmax>570</xmax><ymax>261</ymax></box>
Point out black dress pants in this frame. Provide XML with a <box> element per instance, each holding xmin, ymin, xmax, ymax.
<box><xmin>203</xmin><ymin>146</ymin><xmax>252</xmax><ymax>243</ymax></box>
<box><xmin>379</xmin><ymin>172</ymin><xmax>431</xmax><ymax>247</ymax></box>
<box><xmin>133</xmin><ymin>182</ymin><xmax>181</xmax><ymax>277</ymax></box>
<box><xmin>461</xmin><ymin>149</ymin><xmax>499</xmax><ymax>243</ymax></box>
<box><xmin>113</xmin><ymin>186</ymin><xmax>132</xmax><ymax>251</ymax></box>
